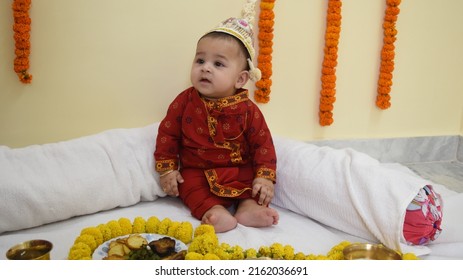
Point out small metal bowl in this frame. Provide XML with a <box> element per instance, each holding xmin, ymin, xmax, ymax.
<box><xmin>343</xmin><ymin>243</ymin><xmax>402</xmax><ymax>260</ymax></box>
<box><xmin>6</xmin><ymin>240</ymin><xmax>53</xmax><ymax>260</ymax></box>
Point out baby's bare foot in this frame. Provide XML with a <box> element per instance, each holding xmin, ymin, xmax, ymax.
<box><xmin>201</xmin><ymin>205</ymin><xmax>237</xmax><ymax>233</ymax></box>
<box><xmin>235</xmin><ymin>199</ymin><xmax>279</xmax><ymax>228</ymax></box>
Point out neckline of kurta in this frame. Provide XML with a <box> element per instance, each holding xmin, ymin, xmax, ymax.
<box><xmin>199</xmin><ymin>89</ymin><xmax>249</xmax><ymax>111</ymax></box>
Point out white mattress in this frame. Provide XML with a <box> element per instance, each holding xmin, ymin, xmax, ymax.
<box><xmin>1</xmin><ymin>123</ymin><xmax>462</xmax><ymax>260</ymax></box>
<box><xmin>1</xmin><ymin>195</ymin><xmax>462</xmax><ymax>260</ymax></box>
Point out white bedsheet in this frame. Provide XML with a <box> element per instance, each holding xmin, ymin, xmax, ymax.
<box><xmin>1</xmin><ymin>196</ymin><xmax>462</xmax><ymax>260</ymax></box>
<box><xmin>1</xmin><ymin>123</ymin><xmax>462</xmax><ymax>260</ymax></box>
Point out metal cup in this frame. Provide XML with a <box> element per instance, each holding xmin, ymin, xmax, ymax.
<box><xmin>343</xmin><ymin>243</ymin><xmax>402</xmax><ymax>260</ymax></box>
<box><xmin>6</xmin><ymin>240</ymin><xmax>53</xmax><ymax>260</ymax></box>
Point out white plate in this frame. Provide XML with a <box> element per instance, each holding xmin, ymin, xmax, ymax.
<box><xmin>92</xmin><ymin>233</ymin><xmax>187</xmax><ymax>260</ymax></box>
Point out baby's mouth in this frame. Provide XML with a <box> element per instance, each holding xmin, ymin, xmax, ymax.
<box><xmin>200</xmin><ymin>78</ymin><xmax>211</xmax><ymax>83</ymax></box>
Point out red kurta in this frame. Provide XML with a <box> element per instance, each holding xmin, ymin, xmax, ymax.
<box><xmin>155</xmin><ymin>87</ymin><xmax>277</xmax><ymax>218</ymax></box>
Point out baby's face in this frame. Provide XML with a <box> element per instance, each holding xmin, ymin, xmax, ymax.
<box><xmin>191</xmin><ymin>36</ymin><xmax>248</xmax><ymax>100</ymax></box>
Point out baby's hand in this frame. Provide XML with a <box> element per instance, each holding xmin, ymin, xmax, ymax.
<box><xmin>252</xmin><ymin>177</ymin><xmax>275</xmax><ymax>206</ymax></box>
<box><xmin>159</xmin><ymin>170</ymin><xmax>183</xmax><ymax>197</ymax></box>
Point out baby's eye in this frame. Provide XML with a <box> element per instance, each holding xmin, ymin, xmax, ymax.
<box><xmin>214</xmin><ymin>61</ymin><xmax>224</xmax><ymax>67</ymax></box>
<box><xmin>196</xmin><ymin>58</ymin><xmax>205</xmax><ymax>64</ymax></box>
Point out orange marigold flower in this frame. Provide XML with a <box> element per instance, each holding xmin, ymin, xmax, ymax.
<box><xmin>320</xmin><ymin>89</ymin><xmax>336</xmax><ymax>97</ymax></box>
<box><xmin>319</xmin><ymin>104</ymin><xmax>334</xmax><ymax>112</ymax></box>
<box><xmin>260</xmin><ymin>2</ymin><xmax>275</xmax><ymax>10</ymax></box>
<box><xmin>376</xmin><ymin>98</ymin><xmax>391</xmax><ymax>110</ymax></box>
<box><xmin>377</xmin><ymin>86</ymin><xmax>392</xmax><ymax>95</ymax></box>
<box><xmin>259</xmin><ymin>47</ymin><xmax>273</xmax><ymax>55</ymax></box>
<box><xmin>321</xmin><ymin>74</ymin><xmax>336</xmax><ymax>83</ymax></box>
<box><xmin>257</xmin><ymin>55</ymin><xmax>272</xmax><ymax>63</ymax></box>
<box><xmin>384</xmin><ymin>14</ymin><xmax>398</xmax><ymax>22</ymax></box>
<box><xmin>320</xmin><ymin>96</ymin><xmax>336</xmax><ymax>104</ymax></box>
<box><xmin>258</xmin><ymin>32</ymin><xmax>274</xmax><ymax>41</ymax></box>
<box><xmin>376</xmin><ymin>0</ymin><xmax>400</xmax><ymax>109</ymax></box>
<box><xmin>381</xmin><ymin>50</ymin><xmax>395</xmax><ymax>60</ymax></box>
<box><xmin>12</xmin><ymin>0</ymin><xmax>32</xmax><ymax>84</ymax></box>
<box><xmin>259</xmin><ymin>40</ymin><xmax>273</xmax><ymax>48</ymax></box>
<box><xmin>325</xmin><ymin>39</ymin><xmax>339</xmax><ymax>48</ymax></box>
<box><xmin>386</xmin><ymin>6</ymin><xmax>400</xmax><ymax>16</ymax></box>
<box><xmin>322</xmin><ymin>58</ymin><xmax>337</xmax><ymax>68</ymax></box>
<box><xmin>260</xmin><ymin>67</ymin><xmax>272</xmax><ymax>78</ymax></box>
<box><xmin>256</xmin><ymin>79</ymin><xmax>272</xmax><ymax>89</ymax></box>
<box><xmin>319</xmin><ymin>0</ymin><xmax>342</xmax><ymax>126</ymax></box>
<box><xmin>254</xmin><ymin>0</ymin><xmax>276</xmax><ymax>103</ymax></box>
<box><xmin>259</xmin><ymin>10</ymin><xmax>275</xmax><ymax>20</ymax></box>
<box><xmin>322</xmin><ymin>67</ymin><xmax>336</xmax><ymax>75</ymax></box>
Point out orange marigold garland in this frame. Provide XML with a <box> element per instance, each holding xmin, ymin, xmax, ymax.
<box><xmin>376</xmin><ymin>0</ymin><xmax>401</xmax><ymax>110</ymax></box>
<box><xmin>319</xmin><ymin>0</ymin><xmax>342</xmax><ymax>126</ymax></box>
<box><xmin>12</xmin><ymin>0</ymin><xmax>32</xmax><ymax>84</ymax></box>
<box><xmin>254</xmin><ymin>0</ymin><xmax>276</xmax><ymax>103</ymax></box>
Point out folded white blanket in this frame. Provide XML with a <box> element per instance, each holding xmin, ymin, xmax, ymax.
<box><xmin>0</xmin><ymin>124</ymin><xmax>164</xmax><ymax>233</ymax></box>
<box><xmin>0</xmin><ymin>123</ymin><xmax>446</xmax><ymax>256</ymax></box>
<box><xmin>272</xmin><ymin>136</ymin><xmax>431</xmax><ymax>253</ymax></box>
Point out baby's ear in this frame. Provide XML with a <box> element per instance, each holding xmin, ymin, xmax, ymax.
<box><xmin>235</xmin><ymin>70</ymin><xmax>250</xmax><ymax>89</ymax></box>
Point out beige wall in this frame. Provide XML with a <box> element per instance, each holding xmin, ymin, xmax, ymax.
<box><xmin>1</xmin><ymin>0</ymin><xmax>462</xmax><ymax>148</ymax></box>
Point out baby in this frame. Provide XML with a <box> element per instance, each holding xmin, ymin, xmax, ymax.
<box><xmin>154</xmin><ymin>6</ymin><xmax>278</xmax><ymax>233</ymax></box>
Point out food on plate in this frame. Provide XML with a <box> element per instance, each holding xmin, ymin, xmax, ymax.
<box><xmin>126</xmin><ymin>234</ymin><xmax>148</xmax><ymax>249</ymax></box>
<box><xmin>102</xmin><ymin>234</ymin><xmax>184</xmax><ymax>260</ymax></box>
<box><xmin>148</xmin><ymin>236</ymin><xmax>176</xmax><ymax>257</ymax></box>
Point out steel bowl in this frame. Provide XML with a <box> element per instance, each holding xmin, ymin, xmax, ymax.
<box><xmin>343</xmin><ymin>243</ymin><xmax>402</xmax><ymax>260</ymax></box>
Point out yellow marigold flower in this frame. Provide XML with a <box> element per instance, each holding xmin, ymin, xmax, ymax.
<box><xmin>402</xmin><ymin>253</ymin><xmax>419</xmax><ymax>260</ymax></box>
<box><xmin>294</xmin><ymin>252</ymin><xmax>306</xmax><ymax>260</ymax></box>
<box><xmin>68</xmin><ymin>242</ymin><xmax>92</xmax><ymax>260</ymax></box>
<box><xmin>329</xmin><ymin>240</ymin><xmax>351</xmax><ymax>254</ymax></box>
<box><xmin>203</xmin><ymin>253</ymin><xmax>220</xmax><ymax>260</ymax></box>
<box><xmin>283</xmin><ymin>245</ymin><xmax>295</xmax><ymax>260</ymax></box>
<box><xmin>185</xmin><ymin>252</ymin><xmax>204</xmax><ymax>260</ymax></box>
<box><xmin>194</xmin><ymin>224</ymin><xmax>215</xmax><ymax>237</ymax></box>
<box><xmin>270</xmin><ymin>243</ymin><xmax>284</xmax><ymax>259</ymax></box>
<box><xmin>305</xmin><ymin>254</ymin><xmax>317</xmax><ymax>260</ymax></box>
<box><xmin>167</xmin><ymin>221</ymin><xmax>180</xmax><ymax>237</ymax></box>
<box><xmin>258</xmin><ymin>245</ymin><xmax>271</xmax><ymax>258</ymax></box>
<box><xmin>220</xmin><ymin>243</ymin><xmax>231</xmax><ymax>251</ymax></box>
<box><xmin>158</xmin><ymin>218</ymin><xmax>172</xmax><ymax>235</ymax></box>
<box><xmin>118</xmin><ymin>217</ymin><xmax>133</xmax><ymax>235</ymax></box>
<box><xmin>74</xmin><ymin>234</ymin><xmax>97</xmax><ymax>251</ymax></box>
<box><xmin>188</xmin><ymin>234</ymin><xmax>218</xmax><ymax>255</ymax></box>
<box><xmin>97</xmin><ymin>224</ymin><xmax>112</xmax><ymax>242</ymax></box>
<box><xmin>132</xmin><ymin>216</ymin><xmax>146</xmax><ymax>234</ymax></box>
<box><xmin>315</xmin><ymin>255</ymin><xmax>329</xmax><ymax>260</ymax></box>
<box><xmin>174</xmin><ymin>222</ymin><xmax>193</xmax><ymax>244</ymax></box>
<box><xmin>215</xmin><ymin>248</ymin><xmax>231</xmax><ymax>260</ymax></box>
<box><xmin>80</xmin><ymin>227</ymin><xmax>103</xmax><ymax>245</ymax></box>
<box><xmin>245</xmin><ymin>248</ymin><xmax>258</xmax><ymax>259</ymax></box>
<box><xmin>106</xmin><ymin>220</ymin><xmax>122</xmax><ymax>238</ymax></box>
<box><xmin>145</xmin><ymin>216</ymin><xmax>160</xmax><ymax>233</ymax></box>
<box><xmin>229</xmin><ymin>245</ymin><xmax>244</xmax><ymax>260</ymax></box>
<box><xmin>327</xmin><ymin>251</ymin><xmax>344</xmax><ymax>260</ymax></box>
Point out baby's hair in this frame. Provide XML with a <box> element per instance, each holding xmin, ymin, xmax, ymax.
<box><xmin>199</xmin><ymin>32</ymin><xmax>250</xmax><ymax>71</ymax></box>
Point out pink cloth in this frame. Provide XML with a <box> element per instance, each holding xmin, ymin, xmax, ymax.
<box><xmin>403</xmin><ymin>185</ymin><xmax>443</xmax><ymax>245</ymax></box>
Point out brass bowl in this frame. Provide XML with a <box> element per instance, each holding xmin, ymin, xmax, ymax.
<box><xmin>343</xmin><ymin>243</ymin><xmax>402</xmax><ymax>260</ymax></box>
<box><xmin>6</xmin><ymin>240</ymin><xmax>53</xmax><ymax>260</ymax></box>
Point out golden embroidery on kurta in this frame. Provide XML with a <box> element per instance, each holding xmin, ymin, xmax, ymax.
<box><xmin>204</xmin><ymin>169</ymin><xmax>252</xmax><ymax>197</ymax></box>
<box><xmin>155</xmin><ymin>159</ymin><xmax>178</xmax><ymax>172</ymax></box>
<box><xmin>256</xmin><ymin>167</ymin><xmax>276</xmax><ymax>182</ymax></box>
<box><xmin>202</xmin><ymin>91</ymin><xmax>249</xmax><ymax>165</ymax></box>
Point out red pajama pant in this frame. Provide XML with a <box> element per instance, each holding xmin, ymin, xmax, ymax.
<box><xmin>178</xmin><ymin>167</ymin><xmax>259</xmax><ymax>220</ymax></box>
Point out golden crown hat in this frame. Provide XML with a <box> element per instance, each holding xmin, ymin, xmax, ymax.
<box><xmin>205</xmin><ymin>0</ymin><xmax>261</xmax><ymax>81</ymax></box>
